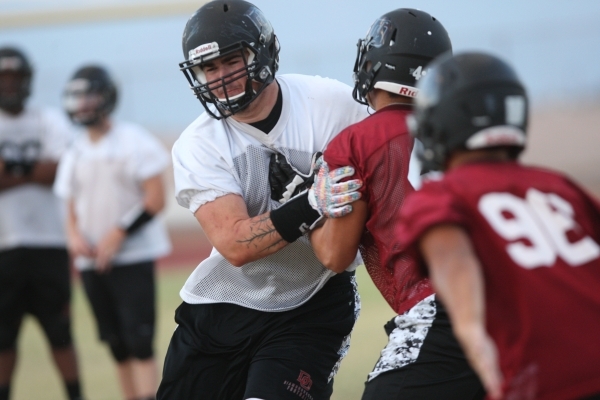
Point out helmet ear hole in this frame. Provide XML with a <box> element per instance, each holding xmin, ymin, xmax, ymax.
<box><xmin>246</xmin><ymin>49</ymin><xmax>256</xmax><ymax>67</ymax></box>
<box><xmin>390</xmin><ymin>29</ymin><xmax>398</xmax><ymax>45</ymax></box>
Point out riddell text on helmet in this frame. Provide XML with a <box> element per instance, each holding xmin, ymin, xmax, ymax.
<box><xmin>398</xmin><ymin>86</ymin><xmax>417</xmax><ymax>97</ymax></box>
<box><xmin>188</xmin><ymin>42</ymin><xmax>219</xmax><ymax>60</ymax></box>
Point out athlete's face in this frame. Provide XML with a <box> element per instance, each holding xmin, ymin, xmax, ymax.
<box><xmin>0</xmin><ymin>71</ymin><xmax>28</xmax><ymax>110</ymax></box>
<box><xmin>201</xmin><ymin>52</ymin><xmax>249</xmax><ymax>101</ymax></box>
<box><xmin>63</xmin><ymin>89</ymin><xmax>104</xmax><ymax>122</ymax></box>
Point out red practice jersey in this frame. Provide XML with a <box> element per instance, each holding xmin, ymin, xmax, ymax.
<box><xmin>324</xmin><ymin>104</ymin><xmax>432</xmax><ymax>315</ymax></box>
<box><xmin>398</xmin><ymin>161</ymin><xmax>600</xmax><ymax>400</ymax></box>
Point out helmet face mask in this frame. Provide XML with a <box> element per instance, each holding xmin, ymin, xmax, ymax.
<box><xmin>63</xmin><ymin>66</ymin><xmax>117</xmax><ymax>127</ymax></box>
<box><xmin>411</xmin><ymin>52</ymin><xmax>529</xmax><ymax>172</ymax></box>
<box><xmin>0</xmin><ymin>47</ymin><xmax>32</xmax><ymax>113</ymax></box>
<box><xmin>352</xmin><ymin>9</ymin><xmax>452</xmax><ymax>105</ymax></box>
<box><xmin>180</xmin><ymin>0</ymin><xmax>280</xmax><ymax>119</ymax></box>
<box><xmin>183</xmin><ymin>45</ymin><xmax>262</xmax><ymax>117</ymax></box>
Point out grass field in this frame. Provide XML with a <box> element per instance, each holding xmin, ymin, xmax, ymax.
<box><xmin>10</xmin><ymin>265</ymin><xmax>395</xmax><ymax>400</ymax></box>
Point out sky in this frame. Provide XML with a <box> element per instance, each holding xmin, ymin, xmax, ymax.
<box><xmin>1</xmin><ymin>0</ymin><xmax>600</xmax><ymax>136</ymax></box>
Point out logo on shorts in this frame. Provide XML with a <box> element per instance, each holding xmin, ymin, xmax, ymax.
<box><xmin>297</xmin><ymin>370</ymin><xmax>312</xmax><ymax>391</ymax></box>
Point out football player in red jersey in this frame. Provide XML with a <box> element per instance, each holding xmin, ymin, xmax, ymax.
<box><xmin>308</xmin><ymin>9</ymin><xmax>485</xmax><ymax>400</ymax></box>
<box><xmin>398</xmin><ymin>51</ymin><xmax>600</xmax><ymax>399</ymax></box>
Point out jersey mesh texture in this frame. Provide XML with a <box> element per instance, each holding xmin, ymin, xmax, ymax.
<box><xmin>360</xmin><ymin>136</ymin><xmax>433</xmax><ymax>315</ymax></box>
<box><xmin>185</xmin><ymin>145</ymin><xmax>332</xmax><ymax>311</ymax></box>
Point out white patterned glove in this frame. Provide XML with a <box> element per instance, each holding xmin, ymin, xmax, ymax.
<box><xmin>308</xmin><ymin>157</ymin><xmax>362</xmax><ymax>218</ymax></box>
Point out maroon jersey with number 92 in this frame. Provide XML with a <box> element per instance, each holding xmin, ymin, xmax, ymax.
<box><xmin>398</xmin><ymin>161</ymin><xmax>600</xmax><ymax>400</ymax></box>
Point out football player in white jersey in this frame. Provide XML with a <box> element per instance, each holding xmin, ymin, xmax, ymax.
<box><xmin>54</xmin><ymin>65</ymin><xmax>171</xmax><ymax>400</ymax></box>
<box><xmin>158</xmin><ymin>1</ymin><xmax>368</xmax><ymax>399</ymax></box>
<box><xmin>0</xmin><ymin>47</ymin><xmax>84</xmax><ymax>400</ymax></box>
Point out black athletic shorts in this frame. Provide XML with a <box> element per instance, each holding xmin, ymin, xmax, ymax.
<box><xmin>157</xmin><ymin>270</ymin><xmax>358</xmax><ymax>400</ymax></box>
<box><xmin>80</xmin><ymin>260</ymin><xmax>156</xmax><ymax>362</ymax></box>
<box><xmin>0</xmin><ymin>247</ymin><xmax>72</xmax><ymax>350</ymax></box>
<box><xmin>361</xmin><ymin>299</ymin><xmax>485</xmax><ymax>400</ymax></box>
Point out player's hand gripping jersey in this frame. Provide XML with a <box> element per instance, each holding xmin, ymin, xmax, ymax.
<box><xmin>398</xmin><ymin>161</ymin><xmax>600</xmax><ymax>400</ymax></box>
<box><xmin>324</xmin><ymin>104</ymin><xmax>424</xmax><ymax>315</ymax></box>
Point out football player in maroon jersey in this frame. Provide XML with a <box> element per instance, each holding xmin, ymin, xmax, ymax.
<box><xmin>308</xmin><ymin>9</ymin><xmax>485</xmax><ymax>400</ymax></box>
<box><xmin>399</xmin><ymin>51</ymin><xmax>600</xmax><ymax>399</ymax></box>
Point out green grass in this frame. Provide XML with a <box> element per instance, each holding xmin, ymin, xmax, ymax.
<box><xmin>11</xmin><ymin>266</ymin><xmax>395</xmax><ymax>400</ymax></box>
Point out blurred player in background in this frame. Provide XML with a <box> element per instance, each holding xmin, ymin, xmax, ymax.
<box><xmin>158</xmin><ymin>0</ymin><xmax>368</xmax><ymax>398</ymax></box>
<box><xmin>309</xmin><ymin>9</ymin><xmax>484</xmax><ymax>399</ymax></box>
<box><xmin>0</xmin><ymin>46</ymin><xmax>84</xmax><ymax>400</ymax></box>
<box><xmin>54</xmin><ymin>65</ymin><xmax>171</xmax><ymax>400</ymax></box>
<box><xmin>399</xmin><ymin>51</ymin><xmax>600</xmax><ymax>399</ymax></box>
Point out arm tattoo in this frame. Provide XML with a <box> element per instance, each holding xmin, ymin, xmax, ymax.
<box><xmin>237</xmin><ymin>214</ymin><xmax>286</xmax><ymax>253</ymax></box>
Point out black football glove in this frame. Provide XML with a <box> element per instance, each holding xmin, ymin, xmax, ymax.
<box><xmin>269</xmin><ymin>151</ymin><xmax>322</xmax><ymax>204</ymax></box>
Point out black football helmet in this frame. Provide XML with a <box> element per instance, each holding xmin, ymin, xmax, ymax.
<box><xmin>179</xmin><ymin>0</ymin><xmax>280</xmax><ymax>119</ymax></box>
<box><xmin>0</xmin><ymin>47</ymin><xmax>33</xmax><ymax>113</ymax></box>
<box><xmin>410</xmin><ymin>52</ymin><xmax>529</xmax><ymax>171</ymax></box>
<box><xmin>63</xmin><ymin>65</ymin><xmax>117</xmax><ymax>126</ymax></box>
<box><xmin>352</xmin><ymin>8</ymin><xmax>452</xmax><ymax>105</ymax></box>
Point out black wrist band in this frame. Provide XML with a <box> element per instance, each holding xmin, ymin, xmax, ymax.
<box><xmin>120</xmin><ymin>209</ymin><xmax>154</xmax><ymax>235</ymax></box>
<box><xmin>270</xmin><ymin>191</ymin><xmax>321</xmax><ymax>243</ymax></box>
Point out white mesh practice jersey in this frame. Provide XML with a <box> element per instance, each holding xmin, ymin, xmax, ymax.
<box><xmin>173</xmin><ymin>74</ymin><xmax>369</xmax><ymax>311</ymax></box>
<box><xmin>54</xmin><ymin>121</ymin><xmax>172</xmax><ymax>270</ymax></box>
<box><xmin>0</xmin><ymin>106</ymin><xmax>73</xmax><ymax>250</ymax></box>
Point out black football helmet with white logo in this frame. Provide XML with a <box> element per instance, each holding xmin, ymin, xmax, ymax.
<box><xmin>63</xmin><ymin>65</ymin><xmax>117</xmax><ymax>127</ymax></box>
<box><xmin>0</xmin><ymin>47</ymin><xmax>33</xmax><ymax>113</ymax></box>
<box><xmin>410</xmin><ymin>52</ymin><xmax>529</xmax><ymax>171</ymax></box>
<box><xmin>179</xmin><ymin>0</ymin><xmax>280</xmax><ymax>119</ymax></box>
<box><xmin>352</xmin><ymin>8</ymin><xmax>452</xmax><ymax>105</ymax></box>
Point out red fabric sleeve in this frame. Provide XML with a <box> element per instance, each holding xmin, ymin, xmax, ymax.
<box><xmin>323</xmin><ymin>126</ymin><xmax>369</xmax><ymax>198</ymax></box>
<box><xmin>396</xmin><ymin>180</ymin><xmax>469</xmax><ymax>252</ymax></box>
<box><xmin>564</xmin><ymin>176</ymin><xmax>600</xmax><ymax>241</ymax></box>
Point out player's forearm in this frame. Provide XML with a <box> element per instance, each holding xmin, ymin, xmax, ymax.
<box><xmin>0</xmin><ymin>174</ymin><xmax>27</xmax><ymax>191</ymax></box>
<box><xmin>309</xmin><ymin>200</ymin><xmax>366</xmax><ymax>273</ymax></box>
<box><xmin>421</xmin><ymin>225</ymin><xmax>504</xmax><ymax>397</ymax></box>
<box><xmin>0</xmin><ymin>161</ymin><xmax>57</xmax><ymax>190</ymax></box>
<box><xmin>432</xmin><ymin>258</ymin><xmax>486</xmax><ymax>335</ymax></box>
<box><xmin>310</xmin><ymin>222</ymin><xmax>359</xmax><ymax>273</ymax></box>
<box><xmin>219</xmin><ymin>212</ymin><xmax>288</xmax><ymax>266</ymax></box>
<box><xmin>141</xmin><ymin>174</ymin><xmax>166</xmax><ymax>215</ymax></box>
<box><xmin>420</xmin><ymin>224</ymin><xmax>487</xmax><ymax>339</ymax></box>
<box><xmin>196</xmin><ymin>193</ymin><xmax>291</xmax><ymax>266</ymax></box>
<box><xmin>29</xmin><ymin>161</ymin><xmax>58</xmax><ymax>186</ymax></box>
<box><xmin>65</xmin><ymin>200</ymin><xmax>80</xmax><ymax>238</ymax></box>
